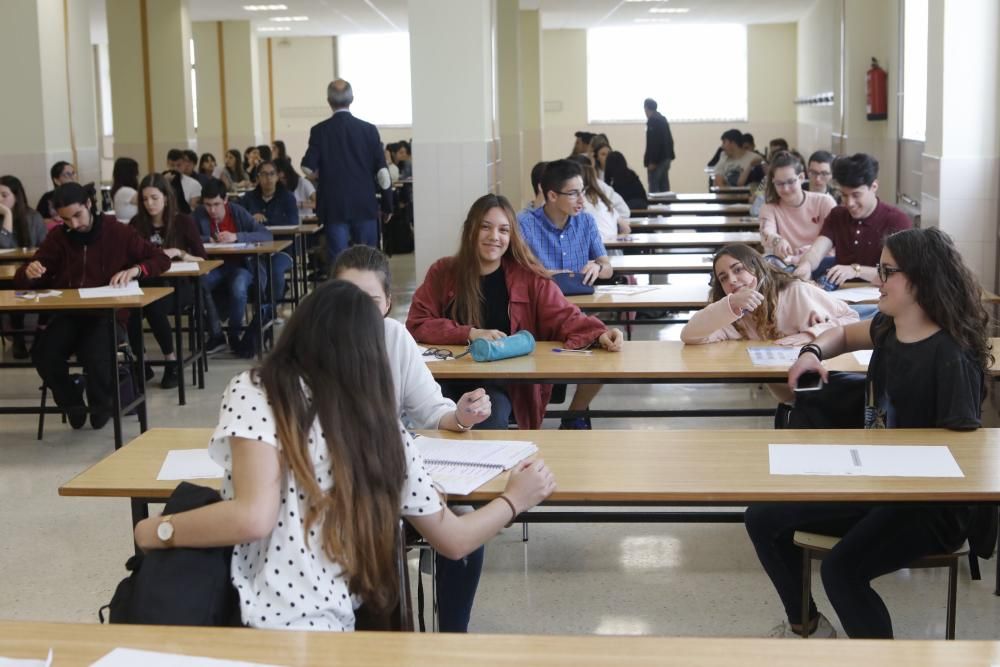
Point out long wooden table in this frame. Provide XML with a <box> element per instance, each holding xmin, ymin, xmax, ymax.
<box><xmin>648</xmin><ymin>191</ymin><xmax>749</xmax><ymax>204</ymax></box>
<box><xmin>0</xmin><ymin>287</ymin><xmax>173</xmax><ymax>449</ymax></box>
<box><xmin>609</xmin><ymin>253</ymin><xmax>715</xmax><ymax>275</ymax></box>
<box><xmin>0</xmin><ymin>247</ymin><xmax>35</xmax><ymax>262</ymax></box>
<box><xmin>629</xmin><ymin>216</ymin><xmax>760</xmax><ymax>232</ymax></box>
<box><xmin>711</xmin><ymin>184</ymin><xmax>752</xmax><ymax>194</ymax></box>
<box><xmin>60</xmin><ymin>427</ymin><xmax>1000</xmax><ymax>505</ymax></box>
<box><xmin>5</xmin><ymin>621</ymin><xmax>998</xmax><ymax>666</ymax></box>
<box><xmin>605</xmin><ymin>232</ymin><xmax>761</xmax><ymax>251</ymax></box>
<box><xmin>632</xmin><ymin>203</ymin><xmax>752</xmax><ymax>217</ymax></box>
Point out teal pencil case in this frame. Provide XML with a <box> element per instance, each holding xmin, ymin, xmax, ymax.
<box><xmin>468</xmin><ymin>330</ymin><xmax>536</xmax><ymax>362</ymax></box>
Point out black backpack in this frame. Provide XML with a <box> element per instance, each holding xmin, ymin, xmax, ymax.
<box><xmin>100</xmin><ymin>482</ymin><xmax>241</xmax><ymax>626</ymax></box>
<box><xmin>383</xmin><ymin>206</ymin><xmax>414</xmax><ymax>256</ymax></box>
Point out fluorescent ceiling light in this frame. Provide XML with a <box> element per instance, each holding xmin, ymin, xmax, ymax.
<box><xmin>625</xmin><ymin>0</ymin><xmax>670</xmax><ymax>3</ymax></box>
<box><xmin>243</xmin><ymin>4</ymin><xmax>288</xmax><ymax>10</ymax></box>
<box><xmin>258</xmin><ymin>26</ymin><xmax>292</xmax><ymax>31</ymax></box>
<box><xmin>649</xmin><ymin>7</ymin><xmax>689</xmax><ymax>12</ymax></box>
<box><xmin>270</xmin><ymin>15</ymin><xmax>309</xmax><ymax>22</ymax></box>
<box><xmin>634</xmin><ymin>17</ymin><xmax>671</xmax><ymax>23</ymax></box>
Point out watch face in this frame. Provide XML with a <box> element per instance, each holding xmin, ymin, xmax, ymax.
<box><xmin>157</xmin><ymin>520</ymin><xmax>174</xmax><ymax>542</ymax></box>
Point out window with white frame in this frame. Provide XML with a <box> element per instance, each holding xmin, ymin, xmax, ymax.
<box><xmin>586</xmin><ymin>24</ymin><xmax>748</xmax><ymax>123</ymax></box>
<box><xmin>901</xmin><ymin>0</ymin><xmax>928</xmax><ymax>141</ymax></box>
<box><xmin>337</xmin><ymin>33</ymin><xmax>412</xmax><ymax>126</ymax></box>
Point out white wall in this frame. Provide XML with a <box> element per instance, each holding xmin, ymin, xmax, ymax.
<box><xmin>540</xmin><ymin>25</ymin><xmax>798</xmax><ymax>195</ymax></box>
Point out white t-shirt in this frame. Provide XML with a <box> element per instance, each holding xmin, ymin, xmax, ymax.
<box><xmin>714</xmin><ymin>151</ymin><xmax>759</xmax><ymax>186</ymax></box>
<box><xmin>293</xmin><ymin>178</ymin><xmax>316</xmax><ymax>208</ymax></box>
<box><xmin>208</xmin><ymin>370</ymin><xmax>443</xmax><ymax>632</ymax></box>
<box><xmin>385</xmin><ymin>317</ymin><xmax>456</xmax><ymax>429</ymax></box>
<box><xmin>180</xmin><ymin>174</ymin><xmax>202</xmax><ymax>205</ymax></box>
<box><xmin>113</xmin><ymin>187</ymin><xmax>138</xmax><ymax>223</ymax></box>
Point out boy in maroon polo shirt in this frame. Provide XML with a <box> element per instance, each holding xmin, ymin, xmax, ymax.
<box><xmin>793</xmin><ymin>153</ymin><xmax>911</xmax><ymax>286</ymax></box>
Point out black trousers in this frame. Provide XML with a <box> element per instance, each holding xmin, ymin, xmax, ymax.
<box><xmin>744</xmin><ymin>502</ymin><xmax>967</xmax><ymax>638</ymax></box>
<box><xmin>128</xmin><ymin>280</ymin><xmax>194</xmax><ymax>357</ymax></box>
<box><xmin>32</xmin><ymin>313</ymin><xmax>118</xmax><ymax>413</ymax></box>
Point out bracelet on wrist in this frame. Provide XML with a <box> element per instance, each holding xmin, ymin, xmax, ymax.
<box><xmin>799</xmin><ymin>343</ymin><xmax>823</xmax><ymax>362</ymax></box>
<box><xmin>454</xmin><ymin>411</ymin><xmax>472</xmax><ymax>432</ymax></box>
<box><xmin>498</xmin><ymin>494</ymin><xmax>518</xmax><ymax>527</ymax></box>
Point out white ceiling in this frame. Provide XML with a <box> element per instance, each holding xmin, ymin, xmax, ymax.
<box><xmin>90</xmin><ymin>0</ymin><xmax>819</xmax><ymax>42</ymax></box>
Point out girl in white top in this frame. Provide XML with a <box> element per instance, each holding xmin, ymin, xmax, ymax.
<box><xmin>111</xmin><ymin>157</ymin><xmax>140</xmax><ymax>223</ymax></box>
<box><xmin>133</xmin><ymin>280</ymin><xmax>555</xmax><ymax>632</ymax></box>
<box><xmin>572</xmin><ymin>155</ymin><xmax>630</xmax><ymax>240</ymax></box>
<box><xmin>758</xmin><ymin>151</ymin><xmax>837</xmax><ymax>264</ymax></box>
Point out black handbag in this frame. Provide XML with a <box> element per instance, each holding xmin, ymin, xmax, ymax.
<box><xmin>774</xmin><ymin>372</ymin><xmax>866</xmax><ymax>429</ymax></box>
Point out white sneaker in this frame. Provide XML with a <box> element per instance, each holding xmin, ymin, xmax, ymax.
<box><xmin>766</xmin><ymin>613</ymin><xmax>837</xmax><ymax>638</ymax></box>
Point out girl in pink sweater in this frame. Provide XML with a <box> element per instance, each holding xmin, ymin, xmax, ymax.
<box><xmin>758</xmin><ymin>152</ymin><xmax>837</xmax><ymax>264</ymax></box>
<box><xmin>681</xmin><ymin>244</ymin><xmax>858</xmax><ymax>346</ymax></box>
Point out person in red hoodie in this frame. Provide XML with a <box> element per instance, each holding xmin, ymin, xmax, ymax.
<box><xmin>14</xmin><ymin>182</ymin><xmax>170</xmax><ymax>429</ymax></box>
<box><xmin>407</xmin><ymin>193</ymin><xmax>623</xmax><ymax>432</ymax></box>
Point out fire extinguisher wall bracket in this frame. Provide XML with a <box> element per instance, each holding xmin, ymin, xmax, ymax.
<box><xmin>866</xmin><ymin>57</ymin><xmax>888</xmax><ymax>121</ymax></box>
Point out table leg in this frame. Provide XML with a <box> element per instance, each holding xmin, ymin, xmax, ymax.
<box><xmin>266</xmin><ymin>252</ymin><xmax>275</xmax><ymax>350</ymax></box>
<box><xmin>173</xmin><ymin>279</ymin><xmax>186</xmax><ymax>406</ymax></box>
<box><xmin>196</xmin><ymin>275</ymin><xmax>206</xmax><ymax>389</ymax></box>
<box><xmin>109</xmin><ymin>310</ymin><xmax>123</xmax><ymax>450</ymax></box>
<box><xmin>254</xmin><ymin>255</ymin><xmax>264</xmax><ymax>360</ymax></box>
<box><xmin>132</xmin><ymin>306</ymin><xmax>149</xmax><ymax>433</ymax></box>
<box><xmin>290</xmin><ymin>233</ymin><xmax>301</xmax><ymax>307</ymax></box>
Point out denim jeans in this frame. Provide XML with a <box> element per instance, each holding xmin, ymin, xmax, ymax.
<box><xmin>647</xmin><ymin>160</ymin><xmax>671</xmax><ymax>192</ymax></box>
<box><xmin>265</xmin><ymin>251</ymin><xmax>293</xmax><ymax>316</ymax></box>
<box><xmin>202</xmin><ymin>263</ymin><xmax>255</xmax><ymax>341</ymax></box>
<box><xmin>325</xmin><ymin>219</ymin><xmax>378</xmax><ymax>262</ymax></box>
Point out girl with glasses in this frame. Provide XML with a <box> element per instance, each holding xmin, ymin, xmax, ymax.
<box><xmin>133</xmin><ymin>280</ymin><xmax>555</xmax><ymax>632</ymax></box>
<box><xmin>747</xmin><ymin>227</ymin><xmax>993</xmax><ymax>639</ymax></box>
<box><xmin>759</xmin><ymin>151</ymin><xmax>837</xmax><ymax>265</ymax></box>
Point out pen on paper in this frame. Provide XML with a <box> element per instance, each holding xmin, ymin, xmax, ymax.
<box><xmin>850</xmin><ymin>448</ymin><xmax>862</xmax><ymax>467</ymax></box>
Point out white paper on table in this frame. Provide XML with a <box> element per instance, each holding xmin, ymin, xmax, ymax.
<box><xmin>265</xmin><ymin>225</ymin><xmax>298</xmax><ymax>232</ymax></box>
<box><xmin>747</xmin><ymin>346</ymin><xmax>801</xmax><ymax>367</ymax></box>
<box><xmin>594</xmin><ymin>285</ymin><xmax>658</xmax><ymax>295</ymax></box>
<box><xmin>157</xmin><ymin>449</ymin><xmax>224</xmax><ymax>481</ymax></box>
<box><xmin>417</xmin><ymin>346</ymin><xmax>455</xmax><ymax>362</ymax></box>
<box><xmin>830</xmin><ymin>287</ymin><xmax>881</xmax><ymax>303</ymax></box>
<box><xmin>89</xmin><ymin>648</ymin><xmax>281</xmax><ymax>667</ymax></box>
<box><xmin>78</xmin><ymin>283</ymin><xmax>144</xmax><ymax>299</ymax></box>
<box><xmin>0</xmin><ymin>650</ymin><xmax>53</xmax><ymax>667</ymax></box>
<box><xmin>769</xmin><ymin>444</ymin><xmax>964</xmax><ymax>477</ymax></box>
<box><xmin>165</xmin><ymin>261</ymin><xmax>200</xmax><ymax>274</ymax></box>
<box><xmin>203</xmin><ymin>242</ymin><xmax>251</xmax><ymax>249</ymax></box>
<box><xmin>0</xmin><ymin>248</ymin><xmax>16</xmax><ymax>255</ymax></box>
<box><xmin>853</xmin><ymin>350</ymin><xmax>874</xmax><ymax>364</ymax></box>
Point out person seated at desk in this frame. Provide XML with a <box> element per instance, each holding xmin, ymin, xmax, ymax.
<box><xmin>198</xmin><ymin>153</ymin><xmax>217</xmax><ymax>182</ymax></box>
<box><xmin>746</xmin><ymin>227</ymin><xmax>993</xmax><ymax>639</ymax></box>
<box><xmin>603</xmin><ymin>151</ymin><xmax>648</xmax><ymax>211</ymax></box>
<box><xmin>133</xmin><ymin>279</ymin><xmax>556</xmax><ymax>632</ymax></box>
<box><xmin>570</xmin><ymin>154</ymin><xmax>630</xmax><ymax>240</ymax></box>
<box><xmin>569</xmin><ymin>130</ymin><xmax>595</xmax><ymax>158</ymax></box>
<box><xmin>758</xmin><ymin>151</ymin><xmax>837</xmax><ymax>265</ymax></box>
<box><xmin>35</xmin><ymin>161</ymin><xmax>77</xmax><ymax>222</ymax></box>
<box><xmin>237</xmin><ymin>160</ymin><xmax>296</xmax><ymax>308</ymax></box>
<box><xmin>243</xmin><ymin>146</ymin><xmax>262</xmax><ymax>184</ymax></box>
<box><xmin>393</xmin><ymin>140</ymin><xmax>412</xmax><ymax>180</ymax></box>
<box><xmin>590</xmin><ymin>134</ymin><xmax>610</xmax><ymax>181</ymax></box>
<box><xmin>216</xmin><ymin>149</ymin><xmax>250</xmax><ymax>192</ymax></box>
<box><xmin>410</xmin><ymin>193</ymin><xmax>623</xmax><ymax>432</ymax></box>
<box><xmin>793</xmin><ymin>153</ymin><xmax>911</xmax><ymax>288</ymax></box>
<box><xmin>1</xmin><ymin>175</ymin><xmax>48</xmax><ymax>359</ymax></box>
<box><xmin>14</xmin><ymin>182</ymin><xmax>170</xmax><ymax>429</ymax></box>
<box><xmin>129</xmin><ymin>173</ymin><xmax>207</xmax><ymax>389</ymax></box>
<box><xmin>275</xmin><ymin>158</ymin><xmax>316</xmax><ymax>211</ymax></box>
<box><xmin>110</xmin><ymin>157</ymin><xmax>139</xmax><ymax>224</ymax></box>
<box><xmin>166</xmin><ymin>149</ymin><xmax>202</xmax><ymax>208</ymax></box>
<box><xmin>804</xmin><ymin>150</ymin><xmax>841</xmax><ymax>204</ymax></box>
<box><xmin>521</xmin><ymin>161</ymin><xmax>548</xmax><ymax>214</ymax></box>
<box><xmin>193</xmin><ymin>178</ymin><xmax>273</xmax><ymax>358</ymax></box>
<box><xmin>713</xmin><ymin>129</ymin><xmax>762</xmax><ymax>187</ymax></box>
<box><xmin>334</xmin><ymin>245</ymin><xmax>493</xmax><ymax>633</ymax></box>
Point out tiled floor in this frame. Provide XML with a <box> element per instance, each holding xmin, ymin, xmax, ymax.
<box><xmin>2</xmin><ymin>254</ymin><xmax>999</xmax><ymax>639</ymax></box>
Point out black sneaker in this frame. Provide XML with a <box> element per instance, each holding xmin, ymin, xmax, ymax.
<box><xmin>90</xmin><ymin>410</ymin><xmax>111</xmax><ymax>430</ymax></box>
<box><xmin>12</xmin><ymin>335</ymin><xmax>29</xmax><ymax>360</ymax></box>
<box><xmin>144</xmin><ymin>362</ymin><xmax>155</xmax><ymax>382</ymax></box>
<box><xmin>204</xmin><ymin>333</ymin><xmax>228</xmax><ymax>354</ymax></box>
<box><xmin>160</xmin><ymin>364</ymin><xmax>179</xmax><ymax>389</ymax></box>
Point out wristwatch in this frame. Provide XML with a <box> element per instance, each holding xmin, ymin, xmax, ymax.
<box><xmin>156</xmin><ymin>515</ymin><xmax>175</xmax><ymax>546</ymax></box>
<box><xmin>851</xmin><ymin>263</ymin><xmax>861</xmax><ymax>277</ymax></box>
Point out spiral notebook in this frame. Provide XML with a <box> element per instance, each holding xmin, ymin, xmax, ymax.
<box><xmin>414</xmin><ymin>436</ymin><xmax>538</xmax><ymax>495</ymax></box>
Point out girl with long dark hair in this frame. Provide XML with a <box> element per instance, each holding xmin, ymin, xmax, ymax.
<box><xmin>133</xmin><ymin>280</ymin><xmax>555</xmax><ymax>631</ymax></box>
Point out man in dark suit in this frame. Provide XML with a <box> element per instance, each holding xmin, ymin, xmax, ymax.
<box><xmin>642</xmin><ymin>98</ymin><xmax>675</xmax><ymax>193</ymax></box>
<box><xmin>302</xmin><ymin>79</ymin><xmax>393</xmax><ymax>263</ymax></box>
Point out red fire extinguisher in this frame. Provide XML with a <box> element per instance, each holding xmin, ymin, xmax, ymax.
<box><xmin>866</xmin><ymin>57</ymin><xmax>888</xmax><ymax>121</ymax></box>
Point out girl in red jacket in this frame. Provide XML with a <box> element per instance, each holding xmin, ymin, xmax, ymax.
<box><xmin>406</xmin><ymin>193</ymin><xmax>623</xmax><ymax>431</ymax></box>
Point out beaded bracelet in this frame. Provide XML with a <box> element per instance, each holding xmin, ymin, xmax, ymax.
<box><xmin>799</xmin><ymin>343</ymin><xmax>823</xmax><ymax>362</ymax></box>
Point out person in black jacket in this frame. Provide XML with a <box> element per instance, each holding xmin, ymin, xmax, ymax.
<box><xmin>642</xmin><ymin>98</ymin><xmax>675</xmax><ymax>193</ymax></box>
<box><xmin>603</xmin><ymin>151</ymin><xmax>648</xmax><ymax>210</ymax></box>
<box><xmin>301</xmin><ymin>79</ymin><xmax>393</xmax><ymax>263</ymax></box>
